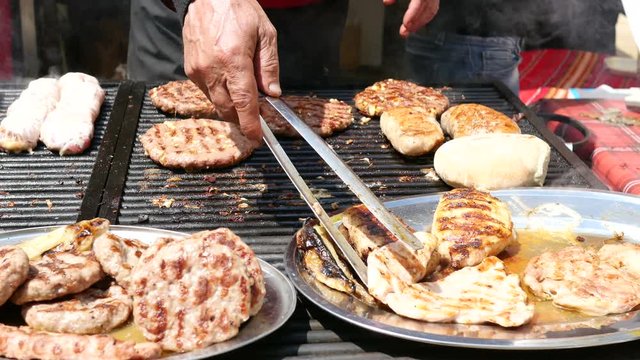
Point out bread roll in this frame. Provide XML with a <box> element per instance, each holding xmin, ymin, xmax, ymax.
<box><xmin>380</xmin><ymin>107</ymin><xmax>445</xmax><ymax>156</ymax></box>
<box><xmin>440</xmin><ymin>103</ymin><xmax>520</xmax><ymax>138</ymax></box>
<box><xmin>433</xmin><ymin>133</ymin><xmax>551</xmax><ymax>190</ymax></box>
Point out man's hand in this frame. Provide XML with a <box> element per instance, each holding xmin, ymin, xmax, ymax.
<box><xmin>384</xmin><ymin>0</ymin><xmax>440</xmax><ymax>37</ymax></box>
<box><xmin>183</xmin><ymin>0</ymin><xmax>281</xmax><ymax>143</ymax></box>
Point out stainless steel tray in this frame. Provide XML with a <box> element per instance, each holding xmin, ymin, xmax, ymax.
<box><xmin>284</xmin><ymin>188</ymin><xmax>640</xmax><ymax>350</ymax></box>
<box><xmin>0</xmin><ymin>225</ymin><xmax>297</xmax><ymax>359</ymax></box>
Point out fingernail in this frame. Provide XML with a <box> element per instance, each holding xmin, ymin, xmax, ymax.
<box><xmin>269</xmin><ymin>82</ymin><xmax>282</xmax><ymax>96</ymax></box>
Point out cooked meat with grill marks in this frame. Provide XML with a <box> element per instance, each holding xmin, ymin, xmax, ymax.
<box><xmin>140</xmin><ymin>119</ymin><xmax>258</xmax><ymax>170</ymax></box>
<box><xmin>93</xmin><ymin>232</ymin><xmax>148</xmax><ymax>290</ymax></box>
<box><xmin>190</xmin><ymin>228</ymin><xmax>265</xmax><ymax>316</ymax></box>
<box><xmin>432</xmin><ymin>188</ymin><xmax>514</xmax><ymax>269</ymax></box>
<box><xmin>440</xmin><ymin>103</ymin><xmax>520</xmax><ymax>139</ymax></box>
<box><xmin>130</xmin><ymin>231</ymin><xmax>253</xmax><ymax>351</ymax></box>
<box><xmin>259</xmin><ymin>95</ymin><xmax>353</xmax><ymax>137</ymax></box>
<box><xmin>11</xmin><ymin>252</ymin><xmax>104</xmax><ymax>305</ymax></box>
<box><xmin>149</xmin><ymin>80</ymin><xmax>217</xmax><ymax>118</ymax></box>
<box><xmin>380</xmin><ymin>106</ymin><xmax>445</xmax><ymax>156</ymax></box>
<box><xmin>0</xmin><ymin>323</ymin><xmax>161</xmax><ymax>360</ymax></box>
<box><xmin>22</xmin><ymin>284</ymin><xmax>132</xmax><ymax>335</ymax></box>
<box><xmin>598</xmin><ymin>242</ymin><xmax>640</xmax><ymax>281</ymax></box>
<box><xmin>523</xmin><ymin>246</ymin><xmax>640</xmax><ymax>316</ymax></box>
<box><xmin>0</xmin><ymin>246</ymin><xmax>29</xmax><ymax>306</ymax></box>
<box><xmin>354</xmin><ymin>79</ymin><xmax>449</xmax><ymax>117</ymax></box>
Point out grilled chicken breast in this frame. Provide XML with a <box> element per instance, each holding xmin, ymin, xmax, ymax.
<box><xmin>523</xmin><ymin>245</ymin><xmax>640</xmax><ymax>316</ymax></box>
<box><xmin>440</xmin><ymin>103</ymin><xmax>520</xmax><ymax>139</ymax></box>
<box><xmin>432</xmin><ymin>188</ymin><xmax>514</xmax><ymax>269</ymax></box>
<box><xmin>259</xmin><ymin>95</ymin><xmax>353</xmax><ymax>137</ymax></box>
<box><xmin>598</xmin><ymin>242</ymin><xmax>640</xmax><ymax>281</ymax></box>
<box><xmin>11</xmin><ymin>252</ymin><xmax>104</xmax><ymax>305</ymax></box>
<box><xmin>380</xmin><ymin>107</ymin><xmax>445</xmax><ymax>156</ymax></box>
<box><xmin>0</xmin><ymin>246</ymin><xmax>29</xmax><ymax>306</ymax></box>
<box><xmin>354</xmin><ymin>79</ymin><xmax>449</xmax><ymax>117</ymax></box>
<box><xmin>149</xmin><ymin>80</ymin><xmax>217</xmax><ymax>118</ymax></box>
<box><xmin>93</xmin><ymin>232</ymin><xmax>148</xmax><ymax>291</ymax></box>
<box><xmin>140</xmin><ymin>119</ymin><xmax>258</xmax><ymax>170</ymax></box>
<box><xmin>0</xmin><ymin>324</ymin><xmax>161</xmax><ymax>360</ymax></box>
<box><xmin>23</xmin><ymin>284</ymin><xmax>132</xmax><ymax>335</ymax></box>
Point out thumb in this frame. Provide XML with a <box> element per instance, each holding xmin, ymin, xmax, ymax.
<box><xmin>255</xmin><ymin>24</ymin><xmax>281</xmax><ymax>97</ymax></box>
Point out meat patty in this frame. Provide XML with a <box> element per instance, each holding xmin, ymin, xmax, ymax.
<box><xmin>149</xmin><ymin>80</ymin><xmax>217</xmax><ymax>118</ymax></box>
<box><xmin>0</xmin><ymin>323</ymin><xmax>161</xmax><ymax>360</ymax></box>
<box><xmin>354</xmin><ymin>79</ymin><xmax>449</xmax><ymax>117</ymax></box>
<box><xmin>259</xmin><ymin>95</ymin><xmax>353</xmax><ymax>137</ymax></box>
<box><xmin>140</xmin><ymin>119</ymin><xmax>258</xmax><ymax>171</ymax></box>
<box><xmin>0</xmin><ymin>246</ymin><xmax>30</xmax><ymax>306</ymax></box>
<box><xmin>191</xmin><ymin>228</ymin><xmax>265</xmax><ymax>315</ymax></box>
<box><xmin>130</xmin><ymin>234</ymin><xmax>253</xmax><ymax>351</ymax></box>
<box><xmin>93</xmin><ymin>232</ymin><xmax>148</xmax><ymax>290</ymax></box>
<box><xmin>440</xmin><ymin>103</ymin><xmax>520</xmax><ymax>139</ymax></box>
<box><xmin>523</xmin><ymin>246</ymin><xmax>640</xmax><ymax>316</ymax></box>
<box><xmin>22</xmin><ymin>284</ymin><xmax>132</xmax><ymax>335</ymax></box>
<box><xmin>11</xmin><ymin>252</ymin><xmax>104</xmax><ymax>305</ymax></box>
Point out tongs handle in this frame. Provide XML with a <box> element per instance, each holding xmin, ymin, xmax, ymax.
<box><xmin>260</xmin><ymin>116</ymin><xmax>369</xmax><ymax>285</ymax></box>
<box><xmin>263</xmin><ymin>96</ymin><xmax>424</xmax><ymax>251</ymax></box>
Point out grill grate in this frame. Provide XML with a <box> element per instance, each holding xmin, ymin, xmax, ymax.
<box><xmin>0</xmin><ymin>83</ymin><xmax>120</xmax><ymax>231</ymax></box>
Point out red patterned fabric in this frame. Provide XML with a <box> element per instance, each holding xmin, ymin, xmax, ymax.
<box><xmin>258</xmin><ymin>0</ymin><xmax>321</xmax><ymax>8</ymax></box>
<box><xmin>519</xmin><ymin>49</ymin><xmax>640</xmax><ymax>105</ymax></box>
<box><xmin>539</xmin><ymin>99</ymin><xmax>640</xmax><ymax>194</ymax></box>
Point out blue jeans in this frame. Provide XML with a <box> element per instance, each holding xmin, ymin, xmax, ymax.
<box><xmin>405</xmin><ymin>31</ymin><xmax>523</xmax><ymax>95</ymax></box>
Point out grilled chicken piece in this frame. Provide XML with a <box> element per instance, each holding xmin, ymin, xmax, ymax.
<box><xmin>440</xmin><ymin>103</ymin><xmax>520</xmax><ymax>139</ymax></box>
<box><xmin>0</xmin><ymin>78</ymin><xmax>59</xmax><ymax>153</ymax></box>
<box><xmin>39</xmin><ymin>74</ymin><xmax>105</xmax><ymax>155</ymax></box>
<box><xmin>380</xmin><ymin>107</ymin><xmax>445</xmax><ymax>156</ymax></box>
<box><xmin>22</xmin><ymin>284</ymin><xmax>132</xmax><ymax>335</ymax></box>
<box><xmin>367</xmin><ymin>240</ymin><xmax>533</xmax><ymax>327</ymax></box>
<box><xmin>93</xmin><ymin>232</ymin><xmax>148</xmax><ymax>291</ymax></box>
<box><xmin>523</xmin><ymin>245</ymin><xmax>640</xmax><ymax>316</ymax></box>
<box><xmin>598</xmin><ymin>242</ymin><xmax>640</xmax><ymax>281</ymax></box>
<box><xmin>0</xmin><ymin>324</ymin><xmax>161</xmax><ymax>360</ymax></box>
<box><xmin>0</xmin><ymin>246</ymin><xmax>29</xmax><ymax>306</ymax></box>
<box><xmin>432</xmin><ymin>188</ymin><xmax>514</xmax><ymax>269</ymax></box>
<box><xmin>354</xmin><ymin>79</ymin><xmax>449</xmax><ymax>117</ymax></box>
<box><xmin>296</xmin><ymin>220</ymin><xmax>377</xmax><ymax>306</ymax></box>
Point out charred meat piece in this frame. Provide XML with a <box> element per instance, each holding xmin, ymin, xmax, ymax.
<box><xmin>0</xmin><ymin>323</ymin><xmax>161</xmax><ymax>360</ymax></box>
<box><xmin>0</xmin><ymin>246</ymin><xmax>30</xmax><ymax>306</ymax></box>
<box><xmin>440</xmin><ymin>103</ymin><xmax>520</xmax><ymax>139</ymax></box>
<box><xmin>432</xmin><ymin>188</ymin><xmax>514</xmax><ymax>269</ymax></box>
<box><xmin>93</xmin><ymin>232</ymin><xmax>148</xmax><ymax>291</ymax></box>
<box><xmin>380</xmin><ymin>106</ymin><xmax>445</xmax><ymax>156</ymax></box>
<box><xmin>11</xmin><ymin>252</ymin><xmax>104</xmax><ymax>305</ymax></box>
<box><xmin>22</xmin><ymin>284</ymin><xmax>132</xmax><ymax>334</ymax></box>
<box><xmin>523</xmin><ymin>246</ymin><xmax>640</xmax><ymax>316</ymax></box>
<box><xmin>259</xmin><ymin>95</ymin><xmax>353</xmax><ymax>137</ymax></box>
<box><xmin>354</xmin><ymin>79</ymin><xmax>449</xmax><ymax>117</ymax></box>
<box><xmin>140</xmin><ymin>119</ymin><xmax>258</xmax><ymax>170</ymax></box>
<box><xmin>149</xmin><ymin>80</ymin><xmax>217</xmax><ymax>118</ymax></box>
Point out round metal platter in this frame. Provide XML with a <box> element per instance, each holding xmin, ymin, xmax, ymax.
<box><xmin>284</xmin><ymin>187</ymin><xmax>640</xmax><ymax>350</ymax></box>
<box><xmin>0</xmin><ymin>225</ymin><xmax>297</xmax><ymax>360</ymax></box>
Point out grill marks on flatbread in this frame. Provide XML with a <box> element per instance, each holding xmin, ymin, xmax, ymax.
<box><xmin>259</xmin><ymin>95</ymin><xmax>353</xmax><ymax>137</ymax></box>
<box><xmin>354</xmin><ymin>79</ymin><xmax>449</xmax><ymax>117</ymax></box>
<box><xmin>149</xmin><ymin>80</ymin><xmax>217</xmax><ymax>118</ymax></box>
<box><xmin>140</xmin><ymin>119</ymin><xmax>258</xmax><ymax>170</ymax></box>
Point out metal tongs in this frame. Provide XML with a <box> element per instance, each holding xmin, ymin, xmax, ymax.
<box><xmin>261</xmin><ymin>96</ymin><xmax>423</xmax><ymax>286</ymax></box>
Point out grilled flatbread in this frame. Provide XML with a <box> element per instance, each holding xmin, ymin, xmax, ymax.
<box><xmin>149</xmin><ymin>80</ymin><xmax>217</xmax><ymax>118</ymax></box>
<box><xmin>354</xmin><ymin>79</ymin><xmax>449</xmax><ymax>117</ymax></box>
<box><xmin>140</xmin><ymin>119</ymin><xmax>258</xmax><ymax>171</ymax></box>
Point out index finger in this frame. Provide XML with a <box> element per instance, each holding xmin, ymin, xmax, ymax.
<box><xmin>226</xmin><ymin>55</ymin><xmax>263</xmax><ymax>143</ymax></box>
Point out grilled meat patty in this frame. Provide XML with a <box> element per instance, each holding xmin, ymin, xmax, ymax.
<box><xmin>354</xmin><ymin>79</ymin><xmax>449</xmax><ymax>117</ymax></box>
<box><xmin>0</xmin><ymin>246</ymin><xmax>30</xmax><ymax>306</ymax></box>
<box><xmin>0</xmin><ymin>323</ymin><xmax>161</xmax><ymax>360</ymax></box>
<box><xmin>259</xmin><ymin>95</ymin><xmax>353</xmax><ymax>137</ymax></box>
<box><xmin>440</xmin><ymin>103</ymin><xmax>520</xmax><ymax>139</ymax></box>
<box><xmin>432</xmin><ymin>188</ymin><xmax>514</xmax><ymax>269</ymax></box>
<box><xmin>149</xmin><ymin>80</ymin><xmax>217</xmax><ymax>118</ymax></box>
<box><xmin>22</xmin><ymin>284</ymin><xmax>132</xmax><ymax>335</ymax></box>
<box><xmin>140</xmin><ymin>119</ymin><xmax>258</xmax><ymax>170</ymax></box>
<box><xmin>380</xmin><ymin>106</ymin><xmax>445</xmax><ymax>156</ymax></box>
<box><xmin>523</xmin><ymin>245</ymin><xmax>640</xmax><ymax>316</ymax></box>
<box><xmin>130</xmin><ymin>230</ymin><xmax>255</xmax><ymax>351</ymax></box>
<box><xmin>93</xmin><ymin>232</ymin><xmax>148</xmax><ymax>290</ymax></box>
<box><xmin>11</xmin><ymin>252</ymin><xmax>104</xmax><ymax>305</ymax></box>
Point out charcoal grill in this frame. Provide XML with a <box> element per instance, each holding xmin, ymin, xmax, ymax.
<box><xmin>0</xmin><ymin>79</ymin><xmax>626</xmax><ymax>360</ymax></box>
